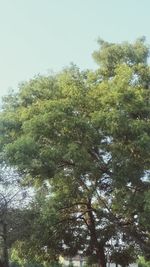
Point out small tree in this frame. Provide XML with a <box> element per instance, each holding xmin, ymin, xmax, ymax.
<box><xmin>0</xmin><ymin>165</ymin><xmax>31</xmax><ymax>267</ymax></box>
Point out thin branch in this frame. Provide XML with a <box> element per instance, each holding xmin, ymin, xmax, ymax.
<box><xmin>57</xmin><ymin>202</ymin><xmax>88</xmax><ymax>212</ymax></box>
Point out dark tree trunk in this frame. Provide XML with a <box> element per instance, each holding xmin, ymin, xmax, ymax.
<box><xmin>87</xmin><ymin>199</ymin><xmax>106</xmax><ymax>267</ymax></box>
<box><xmin>97</xmin><ymin>245</ymin><xmax>106</xmax><ymax>267</ymax></box>
<box><xmin>0</xmin><ymin>260</ymin><xmax>5</xmax><ymax>267</ymax></box>
<box><xmin>3</xmin><ymin>223</ymin><xmax>9</xmax><ymax>267</ymax></box>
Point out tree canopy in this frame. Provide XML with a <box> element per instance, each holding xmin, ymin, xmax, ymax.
<box><xmin>0</xmin><ymin>38</ymin><xmax>150</xmax><ymax>267</ymax></box>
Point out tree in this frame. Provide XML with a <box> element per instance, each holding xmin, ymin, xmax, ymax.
<box><xmin>91</xmin><ymin>37</ymin><xmax>150</xmax><ymax>259</ymax></box>
<box><xmin>0</xmin><ymin>165</ymin><xmax>31</xmax><ymax>267</ymax></box>
<box><xmin>0</xmin><ymin>39</ymin><xmax>150</xmax><ymax>267</ymax></box>
<box><xmin>10</xmin><ymin>185</ymin><xmax>66</xmax><ymax>266</ymax></box>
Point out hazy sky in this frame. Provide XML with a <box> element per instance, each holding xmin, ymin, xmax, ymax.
<box><xmin>0</xmin><ymin>0</ymin><xmax>150</xmax><ymax>99</ymax></box>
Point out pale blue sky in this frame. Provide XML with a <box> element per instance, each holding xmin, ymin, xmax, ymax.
<box><xmin>0</xmin><ymin>0</ymin><xmax>150</xmax><ymax>99</ymax></box>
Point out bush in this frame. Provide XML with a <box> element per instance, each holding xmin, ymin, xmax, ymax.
<box><xmin>138</xmin><ymin>257</ymin><xmax>150</xmax><ymax>267</ymax></box>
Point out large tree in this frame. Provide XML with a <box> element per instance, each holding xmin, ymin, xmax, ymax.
<box><xmin>0</xmin><ymin>38</ymin><xmax>150</xmax><ymax>267</ymax></box>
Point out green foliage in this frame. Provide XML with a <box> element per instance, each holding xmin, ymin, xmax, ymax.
<box><xmin>138</xmin><ymin>257</ymin><xmax>150</xmax><ymax>267</ymax></box>
<box><xmin>87</xmin><ymin>254</ymin><xmax>99</xmax><ymax>265</ymax></box>
<box><xmin>0</xmin><ymin>39</ymin><xmax>150</xmax><ymax>265</ymax></box>
<box><xmin>92</xmin><ymin>37</ymin><xmax>149</xmax><ymax>78</ymax></box>
<box><xmin>111</xmin><ymin>246</ymin><xmax>138</xmax><ymax>266</ymax></box>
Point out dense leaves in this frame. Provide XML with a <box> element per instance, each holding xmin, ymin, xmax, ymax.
<box><xmin>0</xmin><ymin>39</ymin><xmax>150</xmax><ymax>267</ymax></box>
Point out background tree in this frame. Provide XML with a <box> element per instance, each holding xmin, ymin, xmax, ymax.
<box><xmin>0</xmin><ymin>165</ymin><xmax>32</xmax><ymax>267</ymax></box>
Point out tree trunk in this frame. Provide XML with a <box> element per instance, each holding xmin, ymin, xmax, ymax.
<box><xmin>3</xmin><ymin>223</ymin><xmax>9</xmax><ymax>267</ymax></box>
<box><xmin>87</xmin><ymin>199</ymin><xmax>106</xmax><ymax>267</ymax></box>
<box><xmin>97</xmin><ymin>245</ymin><xmax>106</xmax><ymax>267</ymax></box>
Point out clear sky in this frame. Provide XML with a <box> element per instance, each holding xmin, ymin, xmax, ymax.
<box><xmin>0</xmin><ymin>0</ymin><xmax>150</xmax><ymax>99</ymax></box>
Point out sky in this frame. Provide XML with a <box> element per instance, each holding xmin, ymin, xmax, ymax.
<box><xmin>0</xmin><ymin>0</ymin><xmax>150</xmax><ymax>99</ymax></box>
